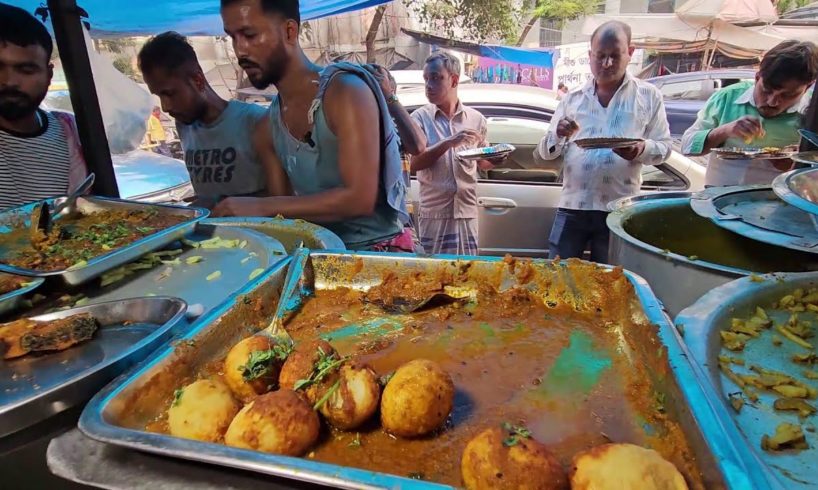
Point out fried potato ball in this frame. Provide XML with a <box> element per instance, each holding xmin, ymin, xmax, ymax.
<box><xmin>224</xmin><ymin>389</ymin><xmax>320</xmax><ymax>456</ymax></box>
<box><xmin>381</xmin><ymin>359</ymin><xmax>454</xmax><ymax>438</ymax></box>
<box><xmin>167</xmin><ymin>379</ymin><xmax>240</xmax><ymax>443</ymax></box>
<box><xmin>313</xmin><ymin>360</ymin><xmax>380</xmax><ymax>430</ymax></box>
<box><xmin>278</xmin><ymin>339</ymin><xmax>337</xmax><ymax>392</ymax></box>
<box><xmin>461</xmin><ymin>426</ymin><xmax>568</xmax><ymax>490</ymax></box>
<box><xmin>223</xmin><ymin>335</ymin><xmax>287</xmax><ymax>402</ymax></box>
<box><xmin>570</xmin><ymin>443</ymin><xmax>688</xmax><ymax>490</ymax></box>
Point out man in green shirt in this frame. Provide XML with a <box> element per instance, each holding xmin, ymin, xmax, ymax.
<box><xmin>682</xmin><ymin>40</ymin><xmax>818</xmax><ymax>186</ymax></box>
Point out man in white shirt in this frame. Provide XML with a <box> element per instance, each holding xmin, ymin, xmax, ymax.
<box><xmin>409</xmin><ymin>52</ymin><xmax>499</xmax><ymax>255</ymax></box>
<box><xmin>536</xmin><ymin>21</ymin><xmax>672</xmax><ymax>262</ymax></box>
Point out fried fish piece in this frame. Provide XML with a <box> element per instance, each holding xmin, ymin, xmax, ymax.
<box><xmin>0</xmin><ymin>313</ymin><xmax>98</xmax><ymax>359</ymax></box>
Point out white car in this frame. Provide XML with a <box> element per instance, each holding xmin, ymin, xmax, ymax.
<box><xmin>398</xmin><ymin>84</ymin><xmax>706</xmax><ymax>257</ymax></box>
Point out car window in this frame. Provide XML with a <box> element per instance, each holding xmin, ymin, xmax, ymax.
<box><xmin>641</xmin><ymin>164</ymin><xmax>686</xmax><ymax>189</ymax></box>
<box><xmin>659</xmin><ymin>80</ymin><xmax>715</xmax><ymax>101</ymax></box>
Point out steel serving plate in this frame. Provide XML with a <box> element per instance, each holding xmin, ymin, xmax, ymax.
<box><xmin>676</xmin><ymin>272</ymin><xmax>818</xmax><ymax>489</ymax></box>
<box><xmin>0</xmin><ymin>273</ymin><xmax>44</xmax><ymax>318</ymax></box>
<box><xmin>690</xmin><ymin>185</ymin><xmax>818</xmax><ymax>253</ymax></box>
<box><xmin>0</xmin><ymin>196</ymin><xmax>208</xmax><ymax>285</ymax></box>
<box><xmin>773</xmin><ymin>167</ymin><xmax>818</xmax><ymax>218</ymax></box>
<box><xmin>456</xmin><ymin>144</ymin><xmax>516</xmax><ymax>161</ymax></box>
<box><xmin>203</xmin><ymin>217</ymin><xmax>345</xmax><ymax>252</ymax></box>
<box><xmin>712</xmin><ymin>147</ymin><xmax>797</xmax><ymax>161</ymax></box>
<box><xmin>80</xmin><ymin>252</ymin><xmax>756</xmax><ymax>489</ymax></box>
<box><xmin>0</xmin><ymin>296</ymin><xmax>187</xmax><ymax>438</ymax></box>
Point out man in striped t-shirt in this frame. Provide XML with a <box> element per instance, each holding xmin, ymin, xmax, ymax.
<box><xmin>0</xmin><ymin>4</ymin><xmax>88</xmax><ymax>209</ymax></box>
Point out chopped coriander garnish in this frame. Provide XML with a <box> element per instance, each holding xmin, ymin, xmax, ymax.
<box><xmin>501</xmin><ymin>422</ymin><xmax>532</xmax><ymax>447</ymax></box>
<box><xmin>239</xmin><ymin>344</ymin><xmax>293</xmax><ymax>381</ymax></box>
<box><xmin>172</xmin><ymin>388</ymin><xmax>184</xmax><ymax>407</ymax></box>
<box><xmin>293</xmin><ymin>346</ymin><xmax>346</xmax><ymax>391</ymax></box>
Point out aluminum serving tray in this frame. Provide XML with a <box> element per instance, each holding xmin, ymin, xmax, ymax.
<box><xmin>676</xmin><ymin>273</ymin><xmax>818</xmax><ymax>489</ymax></box>
<box><xmin>28</xmin><ymin>221</ymin><xmax>288</xmax><ymax>319</ymax></box>
<box><xmin>81</xmin><ymin>253</ymin><xmax>755</xmax><ymax>489</ymax></box>
<box><xmin>0</xmin><ymin>273</ymin><xmax>43</xmax><ymax>318</ymax></box>
<box><xmin>0</xmin><ymin>196</ymin><xmax>208</xmax><ymax>285</ymax></box>
<box><xmin>0</xmin><ymin>296</ymin><xmax>187</xmax><ymax>438</ymax></box>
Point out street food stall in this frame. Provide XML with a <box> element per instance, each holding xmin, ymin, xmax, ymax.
<box><xmin>4</xmin><ymin>2</ymin><xmax>818</xmax><ymax>490</ymax></box>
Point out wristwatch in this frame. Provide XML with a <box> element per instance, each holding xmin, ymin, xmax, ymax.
<box><xmin>386</xmin><ymin>93</ymin><xmax>400</xmax><ymax>105</ymax></box>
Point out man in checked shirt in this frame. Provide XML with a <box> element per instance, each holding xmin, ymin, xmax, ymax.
<box><xmin>536</xmin><ymin>20</ymin><xmax>672</xmax><ymax>263</ymax></box>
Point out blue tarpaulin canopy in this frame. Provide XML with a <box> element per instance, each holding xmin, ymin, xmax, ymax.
<box><xmin>401</xmin><ymin>28</ymin><xmax>554</xmax><ymax>69</ymax></box>
<box><xmin>8</xmin><ymin>0</ymin><xmax>391</xmax><ymax>36</ymax></box>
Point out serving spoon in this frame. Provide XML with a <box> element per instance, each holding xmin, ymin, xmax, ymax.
<box><xmin>257</xmin><ymin>246</ymin><xmax>311</xmax><ymax>345</ymax></box>
<box><xmin>30</xmin><ymin>173</ymin><xmax>95</xmax><ymax>239</ymax></box>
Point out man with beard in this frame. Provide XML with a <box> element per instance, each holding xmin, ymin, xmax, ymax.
<box><xmin>215</xmin><ymin>0</ymin><xmax>413</xmax><ymax>252</ymax></box>
<box><xmin>0</xmin><ymin>3</ymin><xmax>87</xmax><ymax>209</ymax></box>
<box><xmin>138</xmin><ymin>32</ymin><xmax>283</xmax><ymax>208</ymax></box>
<box><xmin>682</xmin><ymin>40</ymin><xmax>818</xmax><ymax>186</ymax></box>
<box><xmin>535</xmin><ymin>21</ymin><xmax>672</xmax><ymax>263</ymax></box>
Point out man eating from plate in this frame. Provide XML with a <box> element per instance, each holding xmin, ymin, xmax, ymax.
<box><xmin>682</xmin><ymin>40</ymin><xmax>818</xmax><ymax>187</ymax></box>
<box><xmin>410</xmin><ymin>51</ymin><xmax>503</xmax><ymax>255</ymax></box>
<box><xmin>535</xmin><ymin>20</ymin><xmax>671</xmax><ymax>263</ymax></box>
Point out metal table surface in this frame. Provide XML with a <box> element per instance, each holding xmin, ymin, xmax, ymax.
<box><xmin>47</xmin><ymin>429</ymin><xmax>321</xmax><ymax>490</ymax></box>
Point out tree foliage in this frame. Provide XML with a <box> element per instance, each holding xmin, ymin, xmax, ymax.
<box><xmin>775</xmin><ymin>0</ymin><xmax>812</xmax><ymax>14</ymax></box>
<box><xmin>406</xmin><ymin>0</ymin><xmax>521</xmax><ymax>43</ymax></box>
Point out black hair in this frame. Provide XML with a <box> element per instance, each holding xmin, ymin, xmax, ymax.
<box><xmin>0</xmin><ymin>2</ymin><xmax>53</xmax><ymax>60</ymax></box>
<box><xmin>590</xmin><ymin>20</ymin><xmax>632</xmax><ymax>45</ymax></box>
<box><xmin>138</xmin><ymin>31</ymin><xmax>199</xmax><ymax>77</ymax></box>
<box><xmin>220</xmin><ymin>0</ymin><xmax>301</xmax><ymax>24</ymax></box>
<box><xmin>760</xmin><ymin>40</ymin><xmax>818</xmax><ymax>89</ymax></box>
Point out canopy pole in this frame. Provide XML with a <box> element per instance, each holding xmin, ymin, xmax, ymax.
<box><xmin>47</xmin><ymin>0</ymin><xmax>119</xmax><ymax>197</ymax></box>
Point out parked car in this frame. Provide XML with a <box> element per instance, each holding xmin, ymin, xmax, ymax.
<box><xmin>646</xmin><ymin>69</ymin><xmax>756</xmax><ymax>137</ymax></box>
<box><xmin>392</xmin><ymin>70</ymin><xmax>471</xmax><ymax>93</ymax></box>
<box><xmin>398</xmin><ymin>84</ymin><xmax>706</xmax><ymax>257</ymax></box>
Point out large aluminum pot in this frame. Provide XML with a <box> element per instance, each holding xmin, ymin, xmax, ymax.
<box><xmin>607</xmin><ymin>192</ymin><xmax>818</xmax><ymax>317</ymax></box>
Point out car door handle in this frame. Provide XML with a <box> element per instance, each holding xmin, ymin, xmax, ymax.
<box><xmin>478</xmin><ymin>197</ymin><xmax>517</xmax><ymax>209</ymax></box>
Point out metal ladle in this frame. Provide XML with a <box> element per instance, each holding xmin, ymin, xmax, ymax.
<box><xmin>257</xmin><ymin>246</ymin><xmax>311</xmax><ymax>345</ymax></box>
<box><xmin>31</xmin><ymin>173</ymin><xmax>95</xmax><ymax>238</ymax></box>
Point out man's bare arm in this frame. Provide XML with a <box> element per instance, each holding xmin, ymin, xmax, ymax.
<box><xmin>213</xmin><ymin>73</ymin><xmax>382</xmax><ymax>222</ymax></box>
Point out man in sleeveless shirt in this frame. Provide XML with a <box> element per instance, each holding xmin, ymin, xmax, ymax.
<box><xmin>0</xmin><ymin>4</ymin><xmax>88</xmax><ymax>209</ymax></box>
<box><xmin>215</xmin><ymin>0</ymin><xmax>414</xmax><ymax>252</ymax></box>
<box><xmin>138</xmin><ymin>32</ymin><xmax>282</xmax><ymax>209</ymax></box>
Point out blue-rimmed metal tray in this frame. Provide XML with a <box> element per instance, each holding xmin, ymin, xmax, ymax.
<box><xmin>80</xmin><ymin>252</ymin><xmax>754</xmax><ymax>489</ymax></box>
<box><xmin>0</xmin><ymin>272</ymin><xmax>43</xmax><ymax>317</ymax></box>
<box><xmin>676</xmin><ymin>272</ymin><xmax>818</xmax><ymax>489</ymax></box>
<box><xmin>0</xmin><ymin>296</ymin><xmax>187</xmax><ymax>438</ymax></box>
<box><xmin>0</xmin><ymin>196</ymin><xmax>208</xmax><ymax>285</ymax></box>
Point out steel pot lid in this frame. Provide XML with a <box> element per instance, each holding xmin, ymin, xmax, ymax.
<box><xmin>772</xmin><ymin>167</ymin><xmax>818</xmax><ymax>217</ymax></box>
<box><xmin>690</xmin><ymin>185</ymin><xmax>818</xmax><ymax>253</ymax></box>
<box><xmin>791</xmin><ymin>150</ymin><xmax>818</xmax><ymax>166</ymax></box>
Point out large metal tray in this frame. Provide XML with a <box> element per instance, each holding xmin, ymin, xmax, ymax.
<box><xmin>27</xmin><ymin>221</ymin><xmax>287</xmax><ymax>319</ymax></box>
<box><xmin>0</xmin><ymin>196</ymin><xmax>208</xmax><ymax>285</ymax></box>
<box><xmin>676</xmin><ymin>273</ymin><xmax>818</xmax><ymax>489</ymax></box>
<box><xmin>0</xmin><ymin>296</ymin><xmax>187</xmax><ymax>438</ymax></box>
<box><xmin>81</xmin><ymin>253</ymin><xmax>754</xmax><ymax>489</ymax></box>
<box><xmin>0</xmin><ymin>273</ymin><xmax>43</xmax><ymax>317</ymax></box>
<box><xmin>691</xmin><ymin>185</ymin><xmax>818</xmax><ymax>253</ymax></box>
